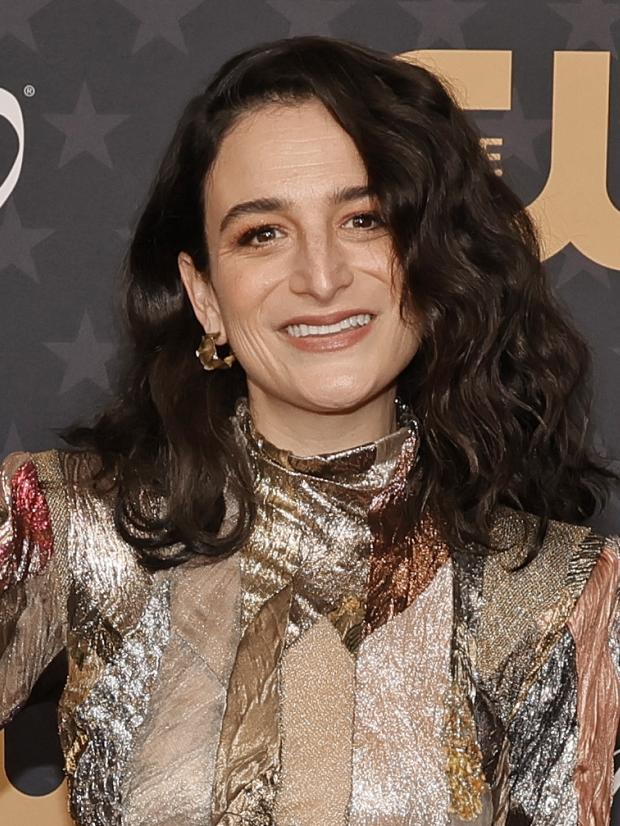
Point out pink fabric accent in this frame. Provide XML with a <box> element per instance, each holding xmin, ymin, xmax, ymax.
<box><xmin>567</xmin><ymin>544</ymin><xmax>620</xmax><ymax>825</ymax></box>
<box><xmin>0</xmin><ymin>460</ymin><xmax>54</xmax><ymax>592</ymax></box>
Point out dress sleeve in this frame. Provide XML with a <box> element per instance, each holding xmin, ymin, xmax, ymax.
<box><xmin>566</xmin><ymin>534</ymin><xmax>620</xmax><ymax>824</ymax></box>
<box><xmin>0</xmin><ymin>450</ymin><xmax>68</xmax><ymax>726</ymax></box>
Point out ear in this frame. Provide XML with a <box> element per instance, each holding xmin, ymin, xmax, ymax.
<box><xmin>177</xmin><ymin>252</ymin><xmax>227</xmax><ymax>345</ymax></box>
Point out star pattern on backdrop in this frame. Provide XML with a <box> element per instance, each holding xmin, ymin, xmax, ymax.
<box><xmin>397</xmin><ymin>0</ymin><xmax>485</xmax><ymax>48</ymax></box>
<box><xmin>550</xmin><ymin>0</ymin><xmax>620</xmax><ymax>59</ymax></box>
<box><xmin>0</xmin><ymin>201</ymin><xmax>54</xmax><ymax>283</ymax></box>
<box><xmin>111</xmin><ymin>0</ymin><xmax>207</xmax><ymax>54</ymax></box>
<box><xmin>43</xmin><ymin>82</ymin><xmax>129</xmax><ymax>169</ymax></box>
<box><xmin>266</xmin><ymin>0</ymin><xmax>356</xmax><ymax>36</ymax></box>
<box><xmin>45</xmin><ymin>312</ymin><xmax>116</xmax><ymax>394</ymax></box>
<box><xmin>0</xmin><ymin>0</ymin><xmax>52</xmax><ymax>52</ymax></box>
<box><xmin>551</xmin><ymin>244</ymin><xmax>612</xmax><ymax>290</ymax></box>
<box><xmin>478</xmin><ymin>87</ymin><xmax>549</xmax><ymax>173</ymax></box>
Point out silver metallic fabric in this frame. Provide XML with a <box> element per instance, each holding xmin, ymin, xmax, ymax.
<box><xmin>71</xmin><ymin>582</ymin><xmax>170</xmax><ymax>826</ymax></box>
<box><xmin>349</xmin><ymin>561</ymin><xmax>453</xmax><ymax>825</ymax></box>
<box><xmin>504</xmin><ymin>630</ymin><xmax>579</xmax><ymax>825</ymax></box>
<box><xmin>0</xmin><ymin>411</ymin><xmax>619</xmax><ymax>824</ymax></box>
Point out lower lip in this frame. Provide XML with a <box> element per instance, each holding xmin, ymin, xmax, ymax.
<box><xmin>281</xmin><ymin>319</ymin><xmax>374</xmax><ymax>352</ymax></box>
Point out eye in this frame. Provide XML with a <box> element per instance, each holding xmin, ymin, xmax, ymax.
<box><xmin>236</xmin><ymin>224</ymin><xmax>284</xmax><ymax>247</ymax></box>
<box><xmin>343</xmin><ymin>212</ymin><xmax>384</xmax><ymax>230</ymax></box>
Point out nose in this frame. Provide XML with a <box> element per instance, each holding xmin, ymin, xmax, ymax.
<box><xmin>288</xmin><ymin>231</ymin><xmax>354</xmax><ymax>302</ymax></box>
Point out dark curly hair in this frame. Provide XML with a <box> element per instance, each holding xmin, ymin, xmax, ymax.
<box><xmin>62</xmin><ymin>35</ymin><xmax>616</xmax><ymax>567</ymax></box>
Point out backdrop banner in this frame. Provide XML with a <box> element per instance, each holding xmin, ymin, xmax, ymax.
<box><xmin>1</xmin><ymin>0</ymin><xmax>619</xmax><ymax>822</ymax></box>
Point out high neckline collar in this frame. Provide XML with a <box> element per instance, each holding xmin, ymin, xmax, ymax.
<box><xmin>232</xmin><ymin>396</ymin><xmax>419</xmax><ymax>486</ymax></box>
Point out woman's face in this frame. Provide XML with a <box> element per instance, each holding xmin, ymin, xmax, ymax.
<box><xmin>179</xmin><ymin>98</ymin><xmax>422</xmax><ymax>417</ymax></box>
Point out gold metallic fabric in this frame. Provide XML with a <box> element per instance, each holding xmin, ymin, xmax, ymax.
<box><xmin>444</xmin><ymin>680</ymin><xmax>488</xmax><ymax>822</ymax></box>
<box><xmin>275</xmin><ymin>616</ymin><xmax>355</xmax><ymax>825</ymax></box>
<box><xmin>210</xmin><ymin>584</ymin><xmax>292</xmax><ymax>824</ymax></box>
<box><xmin>0</xmin><ymin>450</ymin><xmax>68</xmax><ymax>733</ymax></box>
<box><xmin>232</xmin><ymin>397</ymin><xmax>412</xmax><ymax>651</ymax></box>
<box><xmin>1</xmin><ymin>417</ymin><xmax>620</xmax><ymax>825</ymax></box>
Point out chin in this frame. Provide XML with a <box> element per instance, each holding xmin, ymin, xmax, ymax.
<box><xmin>293</xmin><ymin>376</ymin><xmax>384</xmax><ymax>414</ymax></box>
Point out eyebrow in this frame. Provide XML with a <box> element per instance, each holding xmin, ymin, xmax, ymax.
<box><xmin>218</xmin><ymin>184</ymin><xmax>374</xmax><ymax>234</ymax></box>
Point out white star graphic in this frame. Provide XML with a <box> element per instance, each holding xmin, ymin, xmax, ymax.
<box><xmin>550</xmin><ymin>0</ymin><xmax>620</xmax><ymax>59</ymax></box>
<box><xmin>43</xmin><ymin>83</ymin><xmax>129</xmax><ymax>169</ymax></box>
<box><xmin>0</xmin><ymin>0</ymin><xmax>52</xmax><ymax>51</ymax></box>
<box><xmin>0</xmin><ymin>201</ymin><xmax>54</xmax><ymax>282</ymax></box>
<box><xmin>112</xmin><ymin>0</ymin><xmax>206</xmax><ymax>53</ymax></box>
<box><xmin>45</xmin><ymin>312</ymin><xmax>116</xmax><ymax>393</ymax></box>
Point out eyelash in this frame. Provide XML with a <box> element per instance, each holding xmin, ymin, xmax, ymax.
<box><xmin>234</xmin><ymin>211</ymin><xmax>385</xmax><ymax>247</ymax></box>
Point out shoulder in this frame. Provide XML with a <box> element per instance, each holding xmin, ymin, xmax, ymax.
<box><xmin>1</xmin><ymin>446</ymin><xmax>108</xmax><ymax>496</ymax></box>
<box><xmin>0</xmin><ymin>446</ymin><xmax>118</xmax><ymax>567</ymax></box>
<box><xmin>484</xmin><ymin>505</ymin><xmax>609</xmax><ymax>601</ymax></box>
<box><xmin>1</xmin><ymin>446</ymin><xmax>114</xmax><ymax>530</ymax></box>
<box><xmin>0</xmin><ymin>448</ymin><xmax>97</xmax><ymax>591</ymax></box>
<box><xmin>463</xmin><ymin>506</ymin><xmax>616</xmax><ymax>691</ymax></box>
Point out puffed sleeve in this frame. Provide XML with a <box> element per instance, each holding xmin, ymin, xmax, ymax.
<box><xmin>0</xmin><ymin>450</ymin><xmax>69</xmax><ymax>726</ymax></box>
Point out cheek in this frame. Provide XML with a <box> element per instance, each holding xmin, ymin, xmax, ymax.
<box><xmin>389</xmin><ymin>303</ymin><xmax>425</xmax><ymax>363</ymax></box>
<box><xmin>212</xmin><ymin>258</ymin><xmax>282</xmax><ymax>350</ymax></box>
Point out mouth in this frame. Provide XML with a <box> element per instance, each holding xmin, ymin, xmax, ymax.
<box><xmin>283</xmin><ymin>312</ymin><xmax>374</xmax><ymax>338</ymax></box>
<box><xmin>280</xmin><ymin>311</ymin><xmax>376</xmax><ymax>352</ymax></box>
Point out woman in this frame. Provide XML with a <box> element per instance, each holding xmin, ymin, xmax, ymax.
<box><xmin>0</xmin><ymin>35</ymin><xmax>618</xmax><ymax>825</ymax></box>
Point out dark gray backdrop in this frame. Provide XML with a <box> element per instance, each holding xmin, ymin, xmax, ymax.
<box><xmin>1</xmin><ymin>0</ymin><xmax>619</xmax><ymax>819</ymax></box>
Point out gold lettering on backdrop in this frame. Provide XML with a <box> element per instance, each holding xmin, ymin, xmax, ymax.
<box><xmin>400</xmin><ymin>49</ymin><xmax>620</xmax><ymax>269</ymax></box>
<box><xmin>0</xmin><ymin>731</ymin><xmax>72</xmax><ymax>824</ymax></box>
<box><xmin>399</xmin><ymin>49</ymin><xmax>512</xmax><ymax>111</ymax></box>
<box><xmin>528</xmin><ymin>51</ymin><xmax>618</xmax><ymax>267</ymax></box>
<box><xmin>481</xmin><ymin>137</ymin><xmax>504</xmax><ymax>176</ymax></box>
<box><xmin>1</xmin><ymin>46</ymin><xmax>618</xmax><ymax>825</ymax></box>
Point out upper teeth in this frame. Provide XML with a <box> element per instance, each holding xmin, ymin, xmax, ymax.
<box><xmin>286</xmin><ymin>313</ymin><xmax>372</xmax><ymax>338</ymax></box>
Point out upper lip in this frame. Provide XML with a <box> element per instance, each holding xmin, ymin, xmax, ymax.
<box><xmin>280</xmin><ymin>309</ymin><xmax>375</xmax><ymax>328</ymax></box>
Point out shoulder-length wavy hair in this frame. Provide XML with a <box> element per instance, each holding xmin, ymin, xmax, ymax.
<box><xmin>63</xmin><ymin>35</ymin><xmax>615</xmax><ymax>566</ymax></box>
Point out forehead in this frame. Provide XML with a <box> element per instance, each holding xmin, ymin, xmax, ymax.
<box><xmin>205</xmin><ymin>99</ymin><xmax>368</xmax><ymax>211</ymax></box>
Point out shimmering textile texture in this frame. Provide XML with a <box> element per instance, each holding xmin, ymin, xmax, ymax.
<box><xmin>568</xmin><ymin>541</ymin><xmax>620</xmax><ymax>825</ymax></box>
<box><xmin>71</xmin><ymin>582</ymin><xmax>170</xmax><ymax>826</ymax></box>
<box><xmin>232</xmin><ymin>398</ymin><xmax>411</xmax><ymax>651</ymax></box>
<box><xmin>276</xmin><ymin>616</ymin><xmax>355</xmax><ymax>825</ymax></box>
<box><xmin>477</xmin><ymin>516</ymin><xmax>590</xmax><ymax>697</ymax></box>
<box><xmin>0</xmin><ymin>458</ymin><xmax>54</xmax><ymax>592</ymax></box>
<box><xmin>1</xmin><ymin>451</ymin><xmax>68</xmax><ymax>731</ymax></box>
<box><xmin>350</xmin><ymin>562</ymin><xmax>453</xmax><ymax>825</ymax></box>
<box><xmin>210</xmin><ymin>584</ymin><xmax>292</xmax><ymax>824</ymax></box>
<box><xmin>122</xmin><ymin>556</ymin><xmax>242</xmax><ymax>825</ymax></box>
<box><xmin>0</xmin><ymin>423</ymin><xmax>619</xmax><ymax>825</ymax></box>
<box><xmin>504</xmin><ymin>630</ymin><xmax>579</xmax><ymax>824</ymax></box>
<box><xmin>365</xmin><ymin>494</ymin><xmax>450</xmax><ymax>637</ymax></box>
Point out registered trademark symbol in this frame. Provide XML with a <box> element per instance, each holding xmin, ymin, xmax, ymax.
<box><xmin>23</xmin><ymin>84</ymin><xmax>35</xmax><ymax>97</ymax></box>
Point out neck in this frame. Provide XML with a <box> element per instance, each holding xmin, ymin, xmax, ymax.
<box><xmin>246</xmin><ymin>384</ymin><xmax>399</xmax><ymax>456</ymax></box>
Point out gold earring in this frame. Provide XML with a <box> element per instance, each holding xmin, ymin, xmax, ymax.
<box><xmin>195</xmin><ymin>332</ymin><xmax>236</xmax><ymax>371</ymax></box>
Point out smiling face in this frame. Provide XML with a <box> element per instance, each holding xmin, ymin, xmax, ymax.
<box><xmin>179</xmin><ymin>98</ymin><xmax>422</xmax><ymax>445</ymax></box>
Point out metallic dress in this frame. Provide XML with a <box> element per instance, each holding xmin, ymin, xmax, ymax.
<box><xmin>1</xmin><ymin>399</ymin><xmax>619</xmax><ymax>825</ymax></box>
